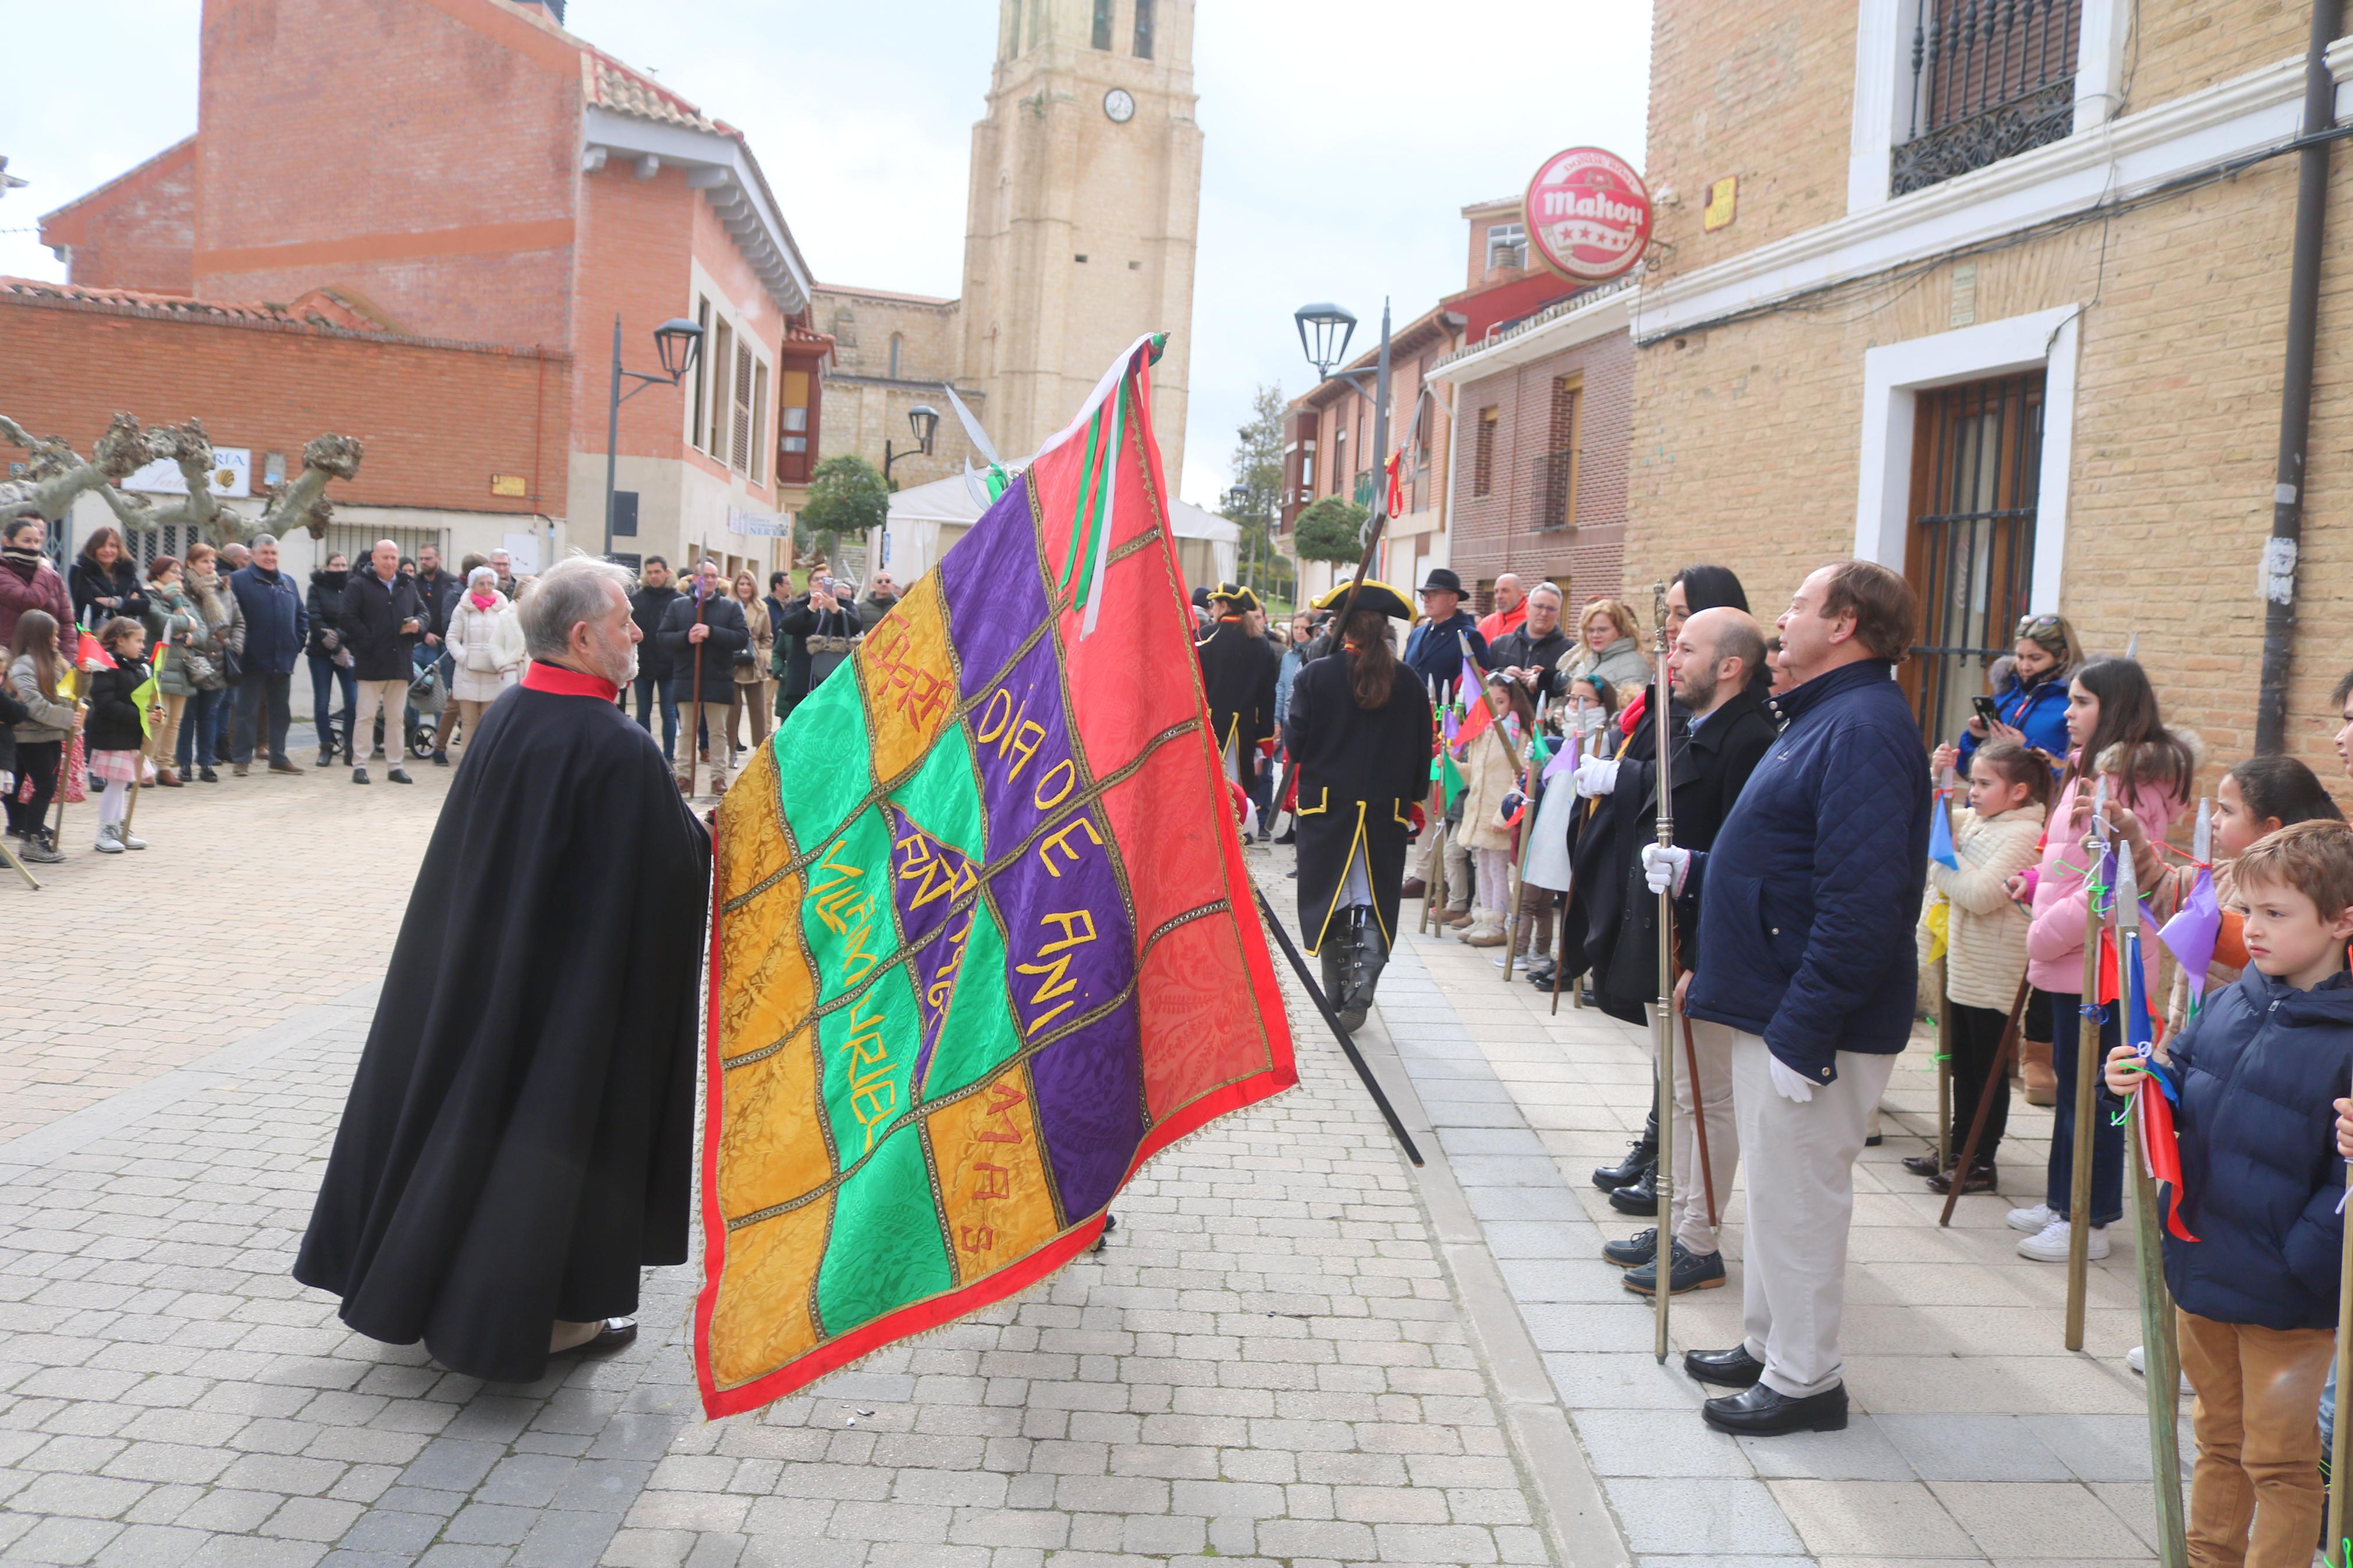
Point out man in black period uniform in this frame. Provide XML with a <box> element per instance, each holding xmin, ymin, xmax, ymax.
<box><xmin>1284</xmin><ymin>580</ymin><xmax>1432</xmax><ymax>1029</ymax></box>
<box><xmin>296</xmin><ymin>556</ymin><xmax>711</xmax><ymax>1385</ymax></box>
<box><xmin>1196</xmin><ymin>582</ymin><xmax>1280</xmax><ymax>831</ymax></box>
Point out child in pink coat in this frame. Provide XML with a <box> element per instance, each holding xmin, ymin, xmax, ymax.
<box><xmin>2004</xmin><ymin>659</ymin><xmax>2195</xmax><ymax>1263</ymax></box>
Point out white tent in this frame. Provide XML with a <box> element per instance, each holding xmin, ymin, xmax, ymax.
<box><xmin>878</xmin><ymin>470</ymin><xmax>1238</xmax><ymax>592</ymax></box>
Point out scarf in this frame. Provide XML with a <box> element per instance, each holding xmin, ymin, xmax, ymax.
<box><xmin>470</xmin><ymin>591</ymin><xmax>498</xmax><ymax>611</ymax></box>
<box><xmin>3</xmin><ymin>546</ymin><xmax>40</xmax><ymax>583</ymax></box>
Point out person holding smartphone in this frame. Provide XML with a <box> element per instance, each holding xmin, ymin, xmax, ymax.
<box><xmin>1930</xmin><ymin>611</ymin><xmax>2081</xmax><ymax>780</ymax></box>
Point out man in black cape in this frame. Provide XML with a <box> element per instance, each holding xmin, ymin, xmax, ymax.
<box><xmin>1284</xmin><ymin>580</ymin><xmax>1431</xmax><ymax>1028</ymax></box>
<box><xmin>296</xmin><ymin>554</ymin><xmax>711</xmax><ymax>1385</ymax></box>
<box><xmin>1196</xmin><ymin>582</ymin><xmax>1280</xmax><ymax>833</ymax></box>
<box><xmin>1556</xmin><ymin>564</ymin><xmax>1756</xmax><ymax>1211</ymax></box>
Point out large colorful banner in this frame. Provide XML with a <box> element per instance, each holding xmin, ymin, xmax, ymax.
<box><xmin>695</xmin><ymin>336</ymin><xmax>1297</xmax><ymax>1417</ymax></box>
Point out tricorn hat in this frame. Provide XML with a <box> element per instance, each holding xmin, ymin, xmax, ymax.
<box><xmin>1209</xmin><ymin>581</ymin><xmax>1262</xmax><ymax>615</ymax></box>
<box><xmin>1417</xmin><ymin>566</ymin><xmax>1464</xmax><ymax>597</ymax></box>
<box><xmin>1312</xmin><ymin>577</ymin><xmax>1414</xmax><ymax>623</ymax></box>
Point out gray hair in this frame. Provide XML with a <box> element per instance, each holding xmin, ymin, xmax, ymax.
<box><xmin>247</xmin><ymin>534</ymin><xmax>276</xmax><ymax>550</ymax></box>
<box><xmin>517</xmin><ymin>553</ymin><xmax>634</xmax><ymax>659</ymax></box>
<box><xmin>1528</xmin><ymin>581</ymin><xmax>1564</xmax><ymax>605</ymax></box>
<box><xmin>467</xmin><ymin>565</ymin><xmax>499</xmax><ymax>590</ymax></box>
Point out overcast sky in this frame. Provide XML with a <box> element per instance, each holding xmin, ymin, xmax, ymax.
<box><xmin>0</xmin><ymin>0</ymin><xmax>1652</xmax><ymax>509</ymax></box>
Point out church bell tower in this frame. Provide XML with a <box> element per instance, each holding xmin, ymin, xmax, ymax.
<box><xmin>964</xmin><ymin>0</ymin><xmax>1201</xmax><ymax>479</ymax></box>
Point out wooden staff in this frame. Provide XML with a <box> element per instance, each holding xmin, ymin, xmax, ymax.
<box><xmin>1551</xmin><ymin>709</ymin><xmax>1603</xmax><ymax>1015</ymax></box>
<box><xmin>1935</xmin><ymin>767</ymin><xmax>1958</xmax><ymax>1174</ymax></box>
<box><xmin>1649</xmin><ymin>581</ymin><xmax>1677</xmax><ymax>1359</ymax></box>
<box><xmin>1460</xmin><ymin>635</ymin><xmax>1529</xmax><ymax>981</ymax></box>
<box><xmin>688</xmin><ymin>586</ymin><xmax>709</xmax><ymax>798</ymax></box>
<box><xmin>2065</xmin><ymin>778</ymin><xmax>2110</xmax><ymax>1352</ymax></box>
<box><xmin>1679</xmin><ymin>1006</ymin><xmax>1720</xmax><ymax>1231</ymax></box>
<box><xmin>2113</xmin><ymin>851</ymin><xmax>2188</xmax><ymax>1567</ymax></box>
<box><xmin>1938</xmin><ymin>976</ymin><xmax>2032</xmax><ymax>1227</ymax></box>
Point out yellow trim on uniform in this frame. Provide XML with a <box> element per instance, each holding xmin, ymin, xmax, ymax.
<box><xmin>1390</xmin><ymin>797</ymin><xmax>1415</xmax><ymax>829</ymax></box>
<box><xmin>1297</xmin><ymin>785</ymin><xmax>1329</xmax><ymax>816</ymax></box>
<box><xmin>1309</xmin><ymin>802</ymin><xmax>1371</xmax><ymax>955</ymax></box>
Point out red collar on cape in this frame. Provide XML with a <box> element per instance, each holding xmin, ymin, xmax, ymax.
<box><xmin>521</xmin><ymin>662</ymin><xmax>619</xmax><ymax>703</ymax></box>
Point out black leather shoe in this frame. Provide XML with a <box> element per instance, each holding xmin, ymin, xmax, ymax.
<box><xmin>552</xmin><ymin>1317</ymin><xmax>638</xmax><ymax>1360</ymax></box>
<box><xmin>1607</xmin><ymin>1166</ymin><xmax>1659</xmax><ymax>1216</ymax></box>
<box><xmin>1928</xmin><ymin>1162</ymin><xmax>1997</xmax><ymax>1195</ymax></box>
<box><xmin>1091</xmin><ymin>1212</ymin><xmax>1118</xmax><ymax>1254</ymax></box>
<box><xmin>1900</xmin><ymin>1152</ymin><xmax>1946</xmax><ymax>1179</ymax></box>
<box><xmin>1683</xmin><ymin>1344</ymin><xmax>1766</xmax><ymax>1388</ymax></box>
<box><xmin>1601</xmin><ymin>1228</ymin><xmax>1658</xmax><ymax>1268</ymax></box>
<box><xmin>1701</xmin><ymin>1381</ymin><xmax>1848</xmax><ymax>1435</ymax></box>
<box><xmin>1623</xmin><ymin>1241</ymin><xmax>1726</xmax><ymax>1296</ymax></box>
<box><xmin>1592</xmin><ymin>1127</ymin><xmax>1657</xmax><ymax>1193</ymax></box>
<box><xmin>1524</xmin><ymin>960</ymin><xmax>1557</xmax><ymax>988</ymax></box>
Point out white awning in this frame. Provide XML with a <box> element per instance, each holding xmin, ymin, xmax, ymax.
<box><xmin>881</xmin><ymin>470</ymin><xmax>1237</xmax><ymax>586</ymax></box>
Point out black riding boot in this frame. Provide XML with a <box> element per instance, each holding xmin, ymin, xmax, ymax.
<box><xmin>1336</xmin><ymin>909</ymin><xmax>1389</xmax><ymax>1030</ymax></box>
<box><xmin>1593</xmin><ymin>1097</ymin><xmax>1659</xmax><ymax>1192</ymax></box>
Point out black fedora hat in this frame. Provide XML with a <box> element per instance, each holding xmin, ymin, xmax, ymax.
<box><xmin>1417</xmin><ymin>567</ymin><xmax>1464</xmax><ymax>597</ymax></box>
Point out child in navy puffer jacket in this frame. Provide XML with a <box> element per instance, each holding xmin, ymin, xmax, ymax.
<box><xmin>2107</xmin><ymin>819</ymin><xmax>2353</xmax><ymax>1567</ymax></box>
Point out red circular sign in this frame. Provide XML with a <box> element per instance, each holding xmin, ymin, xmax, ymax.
<box><xmin>1524</xmin><ymin>147</ymin><xmax>1652</xmax><ymax>283</ymax></box>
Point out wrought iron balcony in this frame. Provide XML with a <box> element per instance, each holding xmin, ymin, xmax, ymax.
<box><xmin>1891</xmin><ymin>0</ymin><xmax>2081</xmax><ymax>197</ymax></box>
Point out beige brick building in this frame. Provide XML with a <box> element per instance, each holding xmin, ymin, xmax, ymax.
<box><xmin>816</xmin><ymin>0</ymin><xmax>1201</xmax><ymax>494</ymax></box>
<box><xmin>1624</xmin><ymin>0</ymin><xmax>2353</xmax><ymax>783</ymax></box>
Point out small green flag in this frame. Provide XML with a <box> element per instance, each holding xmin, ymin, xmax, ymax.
<box><xmin>130</xmin><ymin>669</ymin><xmax>161</xmax><ymax>739</ymax></box>
<box><xmin>1440</xmin><ymin>748</ymin><xmax>1467</xmax><ymax>812</ymax></box>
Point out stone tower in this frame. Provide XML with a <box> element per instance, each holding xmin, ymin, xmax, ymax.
<box><xmin>963</xmin><ymin>0</ymin><xmax>1201</xmax><ymax>476</ymax></box>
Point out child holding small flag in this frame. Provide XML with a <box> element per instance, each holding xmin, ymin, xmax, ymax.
<box><xmin>81</xmin><ymin>617</ymin><xmax>158</xmax><ymax>854</ymax></box>
<box><xmin>1455</xmin><ymin>671</ymin><xmax>1536</xmax><ymax>950</ymax></box>
<box><xmin>1908</xmin><ymin>739</ymin><xmax>2048</xmax><ymax>1194</ymax></box>
<box><xmin>2106</xmin><ymin>819</ymin><xmax>2353</xmax><ymax>1568</ymax></box>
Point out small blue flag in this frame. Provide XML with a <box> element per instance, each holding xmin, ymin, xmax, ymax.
<box><xmin>1929</xmin><ymin>793</ymin><xmax>1959</xmax><ymax>870</ymax></box>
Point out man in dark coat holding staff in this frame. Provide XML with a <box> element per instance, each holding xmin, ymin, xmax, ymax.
<box><xmin>296</xmin><ymin>554</ymin><xmax>712</xmax><ymax>1384</ymax></box>
<box><xmin>1197</xmin><ymin>582</ymin><xmax>1281</xmax><ymax>834</ymax></box>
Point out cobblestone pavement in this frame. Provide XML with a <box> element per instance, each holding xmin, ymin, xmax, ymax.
<box><xmin>0</xmin><ymin>723</ymin><xmax>459</xmax><ymax>1143</ymax></box>
<box><xmin>1369</xmin><ymin>920</ymin><xmax>2183</xmax><ymax>1566</ymax></box>
<box><xmin>0</xmin><ymin>834</ymin><xmax>1585</xmax><ymax>1566</ymax></box>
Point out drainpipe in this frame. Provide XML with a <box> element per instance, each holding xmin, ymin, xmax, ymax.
<box><xmin>2256</xmin><ymin>0</ymin><xmax>2343</xmax><ymax>753</ymax></box>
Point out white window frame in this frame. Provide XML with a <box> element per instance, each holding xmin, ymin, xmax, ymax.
<box><xmin>1485</xmin><ymin>222</ymin><xmax>1527</xmax><ymax>271</ymax></box>
<box><xmin>1854</xmin><ymin>304</ymin><xmax>2082</xmax><ymax>613</ymax></box>
<box><xmin>1848</xmin><ymin>0</ymin><xmax>2134</xmax><ymax>215</ymax></box>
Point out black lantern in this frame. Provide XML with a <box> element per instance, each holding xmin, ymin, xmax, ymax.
<box><xmin>1293</xmin><ymin>302</ymin><xmax>1358</xmax><ymax>378</ymax></box>
<box><xmin>907</xmin><ymin>404</ymin><xmax>941</xmax><ymax>455</ymax></box>
<box><xmin>651</xmin><ymin>317</ymin><xmax>704</xmax><ymax>381</ymax></box>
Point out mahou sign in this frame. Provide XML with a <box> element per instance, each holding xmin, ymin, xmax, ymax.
<box><xmin>1525</xmin><ymin>147</ymin><xmax>1652</xmax><ymax>283</ymax></box>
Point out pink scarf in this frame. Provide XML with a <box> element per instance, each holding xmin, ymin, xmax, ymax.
<box><xmin>469</xmin><ymin>591</ymin><xmax>498</xmax><ymax>611</ymax></box>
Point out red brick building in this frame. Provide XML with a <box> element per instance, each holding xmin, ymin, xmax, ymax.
<box><xmin>17</xmin><ymin>0</ymin><xmax>827</xmax><ymax>581</ymax></box>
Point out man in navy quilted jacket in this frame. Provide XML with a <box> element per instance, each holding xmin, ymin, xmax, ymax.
<box><xmin>1642</xmin><ymin>560</ymin><xmax>1928</xmax><ymax>1437</ymax></box>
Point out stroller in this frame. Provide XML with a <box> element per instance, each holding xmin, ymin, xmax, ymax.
<box><xmin>403</xmin><ymin>644</ymin><xmax>448</xmax><ymax>759</ymax></box>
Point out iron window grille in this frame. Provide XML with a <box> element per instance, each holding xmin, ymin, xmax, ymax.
<box><xmin>1891</xmin><ymin>0</ymin><xmax>2081</xmax><ymax>197</ymax></box>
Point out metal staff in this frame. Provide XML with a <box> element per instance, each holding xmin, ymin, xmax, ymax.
<box><xmin>1254</xmin><ymin>887</ymin><xmax>1423</xmax><ymax>1167</ymax></box>
<box><xmin>2113</xmin><ymin>849</ymin><xmax>2188</xmax><ymax>1567</ymax></box>
<box><xmin>2065</xmin><ymin>777</ymin><xmax>2110</xmax><ymax>1352</ymax></box>
<box><xmin>687</xmin><ymin>588</ymin><xmax>709</xmax><ymax>798</ymax></box>
<box><xmin>1650</xmin><ymin>581</ymin><xmax>1677</xmax><ymax>1360</ymax></box>
<box><xmin>2329</xmin><ymin>1045</ymin><xmax>2353</xmax><ymax>1567</ymax></box>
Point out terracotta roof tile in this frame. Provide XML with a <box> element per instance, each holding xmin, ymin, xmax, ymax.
<box><xmin>585</xmin><ymin>56</ymin><xmax>721</xmax><ymax>134</ymax></box>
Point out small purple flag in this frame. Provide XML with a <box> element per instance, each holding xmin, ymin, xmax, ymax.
<box><xmin>2159</xmin><ymin>865</ymin><xmax>2223</xmax><ymax>1001</ymax></box>
<box><xmin>1928</xmin><ymin>793</ymin><xmax>1959</xmax><ymax>870</ymax></box>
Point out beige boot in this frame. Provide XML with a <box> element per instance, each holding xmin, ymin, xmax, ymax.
<box><xmin>2019</xmin><ymin>1039</ymin><xmax>2057</xmax><ymax>1107</ymax></box>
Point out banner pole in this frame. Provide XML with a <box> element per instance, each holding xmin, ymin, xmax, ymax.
<box><xmin>1650</xmin><ymin>581</ymin><xmax>1677</xmax><ymax>1360</ymax></box>
<box><xmin>2065</xmin><ymin>779</ymin><xmax>2109</xmax><ymax>1352</ymax></box>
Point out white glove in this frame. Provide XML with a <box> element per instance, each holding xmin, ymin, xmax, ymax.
<box><xmin>1573</xmin><ymin>756</ymin><xmax>1620</xmax><ymax>798</ymax></box>
<box><xmin>1639</xmin><ymin>843</ymin><xmax>1690</xmax><ymax>895</ymax></box>
<box><xmin>1769</xmin><ymin>1055</ymin><xmax>1818</xmax><ymax>1104</ymax></box>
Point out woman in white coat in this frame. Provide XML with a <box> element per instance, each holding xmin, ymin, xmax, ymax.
<box><xmin>443</xmin><ymin>566</ymin><xmax>526</xmax><ymax>753</ymax></box>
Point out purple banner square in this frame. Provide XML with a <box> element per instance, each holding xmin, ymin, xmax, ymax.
<box><xmin>1027</xmin><ymin>1002</ymin><xmax>1145</xmax><ymax>1221</ymax></box>
<box><xmin>964</xmin><ymin>632</ymin><xmax>1077</xmax><ymax>863</ymax></box>
<box><xmin>940</xmin><ymin>474</ymin><xmax>1050</xmax><ymax>698</ymax></box>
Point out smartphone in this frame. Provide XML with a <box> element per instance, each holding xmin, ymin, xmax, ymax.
<box><xmin>1972</xmin><ymin>695</ymin><xmax>2001</xmax><ymax>727</ymax></box>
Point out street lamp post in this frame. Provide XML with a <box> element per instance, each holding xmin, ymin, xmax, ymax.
<box><xmin>604</xmin><ymin>314</ymin><xmax>706</xmax><ymax>559</ymax></box>
<box><xmin>883</xmin><ymin>404</ymin><xmax>942</xmax><ymax>485</ymax></box>
<box><xmin>1294</xmin><ymin>298</ymin><xmax>1394</xmax><ymax>611</ymax></box>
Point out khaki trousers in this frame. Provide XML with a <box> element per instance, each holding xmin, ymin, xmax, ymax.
<box><xmin>1409</xmin><ymin>826</ymin><xmax>1474</xmax><ymax>911</ymax></box>
<box><xmin>147</xmin><ymin>692</ymin><xmax>187</xmax><ymax>773</ymax></box>
<box><xmin>455</xmin><ymin>699</ymin><xmax>494</xmax><ymax>752</ymax></box>
<box><xmin>1731</xmin><ymin>1030</ymin><xmax>1895</xmax><ymax>1399</ymax></box>
<box><xmin>350</xmin><ymin>678</ymin><xmax>408</xmax><ymax>763</ymax></box>
<box><xmin>1644</xmin><ymin>1007</ymin><xmax>1741</xmax><ymax>1257</ymax></box>
<box><xmin>675</xmin><ymin>699</ymin><xmax>733</xmax><ymax>788</ymax></box>
<box><xmin>2175</xmin><ymin>1309</ymin><xmax>2331</xmax><ymax>1568</ymax></box>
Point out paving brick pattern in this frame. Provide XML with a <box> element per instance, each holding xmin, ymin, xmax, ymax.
<box><xmin>0</xmin><ymin>724</ymin><xmax>459</xmax><ymax>1144</ymax></box>
<box><xmin>1378</xmin><ymin>926</ymin><xmax>2180</xmax><ymax>1566</ymax></box>
<box><xmin>0</xmin><ymin>840</ymin><xmax>1567</xmax><ymax>1566</ymax></box>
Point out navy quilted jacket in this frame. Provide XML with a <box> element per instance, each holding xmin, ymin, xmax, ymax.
<box><xmin>1684</xmin><ymin>659</ymin><xmax>1930</xmax><ymax>1083</ymax></box>
<box><xmin>2134</xmin><ymin>966</ymin><xmax>2352</xmax><ymax>1330</ymax></box>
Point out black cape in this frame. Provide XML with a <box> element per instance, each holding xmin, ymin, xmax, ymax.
<box><xmin>1283</xmin><ymin>652</ymin><xmax>1434</xmax><ymax>954</ymax></box>
<box><xmin>1197</xmin><ymin>617</ymin><xmax>1280</xmax><ymax>759</ymax></box>
<box><xmin>1557</xmin><ymin>689</ymin><xmax>1684</xmax><ymax>1027</ymax></box>
<box><xmin>294</xmin><ymin>678</ymin><xmax>712</xmax><ymax>1384</ymax></box>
